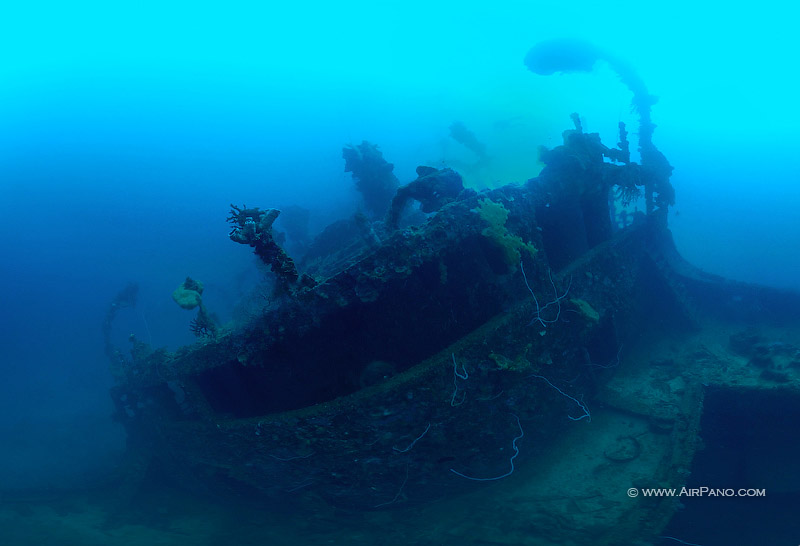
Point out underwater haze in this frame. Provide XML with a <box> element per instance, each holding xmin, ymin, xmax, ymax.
<box><xmin>1</xmin><ymin>0</ymin><xmax>799</xmax><ymax>543</ymax></box>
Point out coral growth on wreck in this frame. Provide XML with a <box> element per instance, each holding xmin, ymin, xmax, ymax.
<box><xmin>473</xmin><ymin>197</ymin><xmax>537</xmax><ymax>266</ymax></box>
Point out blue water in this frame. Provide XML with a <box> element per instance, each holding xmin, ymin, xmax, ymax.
<box><xmin>1</xmin><ymin>1</ymin><xmax>799</xmax><ymax>543</ymax></box>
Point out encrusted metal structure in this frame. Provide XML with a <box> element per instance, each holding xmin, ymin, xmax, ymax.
<box><xmin>105</xmin><ymin>121</ymin><xmax>800</xmax><ymax>543</ymax></box>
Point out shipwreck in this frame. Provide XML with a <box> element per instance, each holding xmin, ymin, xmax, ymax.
<box><xmin>102</xmin><ymin>44</ymin><xmax>800</xmax><ymax>545</ymax></box>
